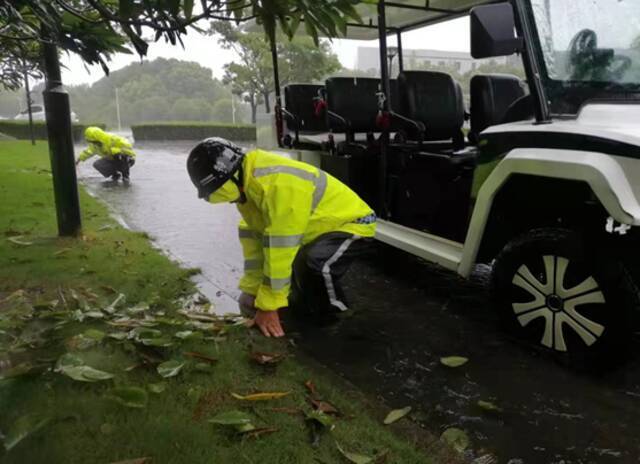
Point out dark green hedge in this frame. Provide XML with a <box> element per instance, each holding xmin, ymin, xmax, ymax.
<box><xmin>0</xmin><ymin>121</ymin><xmax>106</xmax><ymax>142</ymax></box>
<box><xmin>131</xmin><ymin>122</ymin><xmax>257</xmax><ymax>141</ymax></box>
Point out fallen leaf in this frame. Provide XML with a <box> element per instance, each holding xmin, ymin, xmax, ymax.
<box><xmin>336</xmin><ymin>442</ymin><xmax>373</xmax><ymax>464</ymax></box>
<box><xmin>148</xmin><ymin>382</ymin><xmax>167</xmax><ymax>394</ymax></box>
<box><xmin>304</xmin><ymin>380</ymin><xmax>317</xmax><ymax>396</ymax></box>
<box><xmin>306</xmin><ymin>410</ymin><xmax>334</xmax><ymax>428</ymax></box>
<box><xmin>383</xmin><ymin>406</ymin><xmax>412</xmax><ymax>425</ymax></box>
<box><xmin>140</xmin><ymin>337</ymin><xmax>173</xmax><ymax>347</ymax></box>
<box><xmin>156</xmin><ymin>360</ymin><xmax>184</xmax><ymax>378</ymax></box>
<box><xmin>104</xmin><ymin>293</ymin><xmax>126</xmax><ymax>314</ymax></box>
<box><xmin>179</xmin><ymin>311</ymin><xmax>219</xmax><ymax>322</ymax></box>
<box><xmin>4</xmin><ymin>413</ymin><xmax>52</xmax><ymax>451</ymax></box>
<box><xmin>477</xmin><ymin>400</ymin><xmax>503</xmax><ymax>413</ymax></box>
<box><xmin>194</xmin><ymin>362</ymin><xmax>212</xmax><ymax>373</ymax></box>
<box><xmin>110</xmin><ymin>387</ymin><xmax>148</xmax><ymax>409</ymax></box>
<box><xmin>231</xmin><ymin>392</ymin><xmax>290</xmax><ymax>401</ymax></box>
<box><xmin>184</xmin><ymin>352</ymin><xmax>217</xmax><ymax>364</ymax></box>
<box><xmin>56</xmin><ymin>354</ymin><xmax>114</xmax><ymax>382</ymax></box>
<box><xmin>174</xmin><ymin>330</ymin><xmax>203</xmax><ymax>340</ymax></box>
<box><xmin>243</xmin><ymin>427</ymin><xmax>278</xmax><ymax>439</ymax></box>
<box><xmin>440</xmin><ymin>356</ymin><xmax>469</xmax><ymax>368</ymax></box>
<box><xmin>236</xmin><ymin>423</ymin><xmax>256</xmax><ymax>433</ymax></box>
<box><xmin>249</xmin><ymin>351</ymin><xmax>285</xmax><ymax>365</ymax></box>
<box><xmin>84</xmin><ymin>329</ymin><xmax>105</xmax><ymax>341</ymax></box>
<box><xmin>108</xmin><ymin>332</ymin><xmax>128</xmax><ymax>341</ymax></box>
<box><xmin>53</xmin><ymin>248</ymin><xmax>71</xmax><ymax>257</ymax></box>
<box><xmin>310</xmin><ymin>398</ymin><xmax>340</xmax><ymax>416</ymax></box>
<box><xmin>7</xmin><ymin>236</ymin><xmax>33</xmax><ymax>246</ymax></box>
<box><xmin>441</xmin><ymin>427</ymin><xmax>470</xmax><ymax>454</ymax></box>
<box><xmin>208</xmin><ymin>410</ymin><xmax>253</xmax><ymax>426</ymax></box>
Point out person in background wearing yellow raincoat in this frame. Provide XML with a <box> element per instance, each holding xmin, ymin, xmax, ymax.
<box><xmin>76</xmin><ymin>126</ymin><xmax>137</xmax><ymax>181</ymax></box>
<box><xmin>187</xmin><ymin>138</ymin><xmax>377</xmax><ymax>338</ymax></box>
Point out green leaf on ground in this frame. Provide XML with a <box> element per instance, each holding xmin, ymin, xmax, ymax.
<box><xmin>104</xmin><ymin>293</ymin><xmax>126</xmax><ymax>314</ymax></box>
<box><xmin>441</xmin><ymin>427</ymin><xmax>470</xmax><ymax>454</ymax></box>
<box><xmin>56</xmin><ymin>354</ymin><xmax>114</xmax><ymax>382</ymax></box>
<box><xmin>174</xmin><ymin>330</ymin><xmax>202</xmax><ymax>340</ymax></box>
<box><xmin>440</xmin><ymin>356</ymin><xmax>469</xmax><ymax>368</ymax></box>
<box><xmin>4</xmin><ymin>413</ymin><xmax>52</xmax><ymax>451</ymax></box>
<box><xmin>84</xmin><ymin>329</ymin><xmax>106</xmax><ymax>341</ymax></box>
<box><xmin>208</xmin><ymin>410</ymin><xmax>253</xmax><ymax>426</ymax></box>
<box><xmin>148</xmin><ymin>382</ymin><xmax>167</xmax><ymax>394</ymax></box>
<box><xmin>477</xmin><ymin>400</ymin><xmax>503</xmax><ymax>413</ymax></box>
<box><xmin>336</xmin><ymin>442</ymin><xmax>373</xmax><ymax>464</ymax></box>
<box><xmin>110</xmin><ymin>387</ymin><xmax>148</xmax><ymax>408</ymax></box>
<box><xmin>383</xmin><ymin>406</ymin><xmax>412</xmax><ymax>425</ymax></box>
<box><xmin>231</xmin><ymin>392</ymin><xmax>290</xmax><ymax>401</ymax></box>
<box><xmin>108</xmin><ymin>332</ymin><xmax>128</xmax><ymax>341</ymax></box>
<box><xmin>140</xmin><ymin>337</ymin><xmax>173</xmax><ymax>347</ymax></box>
<box><xmin>306</xmin><ymin>410</ymin><xmax>335</xmax><ymax>428</ymax></box>
<box><xmin>157</xmin><ymin>360</ymin><xmax>184</xmax><ymax>378</ymax></box>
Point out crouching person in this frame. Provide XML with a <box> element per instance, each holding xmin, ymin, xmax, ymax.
<box><xmin>76</xmin><ymin>127</ymin><xmax>136</xmax><ymax>181</ymax></box>
<box><xmin>186</xmin><ymin>138</ymin><xmax>376</xmax><ymax>338</ymax></box>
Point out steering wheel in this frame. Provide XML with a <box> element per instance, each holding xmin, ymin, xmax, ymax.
<box><xmin>568</xmin><ymin>29</ymin><xmax>631</xmax><ymax>81</ymax></box>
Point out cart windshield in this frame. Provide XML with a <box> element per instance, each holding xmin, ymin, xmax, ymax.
<box><xmin>529</xmin><ymin>0</ymin><xmax>640</xmax><ymax>114</ymax></box>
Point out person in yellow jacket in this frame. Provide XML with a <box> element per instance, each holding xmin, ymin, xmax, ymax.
<box><xmin>187</xmin><ymin>138</ymin><xmax>376</xmax><ymax>338</ymax></box>
<box><xmin>76</xmin><ymin>126</ymin><xmax>136</xmax><ymax>181</ymax></box>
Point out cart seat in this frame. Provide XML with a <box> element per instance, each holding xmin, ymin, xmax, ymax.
<box><xmin>283</xmin><ymin>84</ymin><xmax>327</xmax><ymax>134</ymax></box>
<box><xmin>396</xmin><ymin>70</ymin><xmax>465</xmax><ymax>147</ymax></box>
<box><xmin>469</xmin><ymin>74</ymin><xmax>526</xmax><ymax>143</ymax></box>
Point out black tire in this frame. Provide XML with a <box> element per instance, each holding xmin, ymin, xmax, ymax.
<box><xmin>491</xmin><ymin>228</ymin><xmax>638</xmax><ymax>368</ymax></box>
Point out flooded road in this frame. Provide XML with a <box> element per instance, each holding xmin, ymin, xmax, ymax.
<box><xmin>78</xmin><ymin>141</ymin><xmax>640</xmax><ymax>464</ymax></box>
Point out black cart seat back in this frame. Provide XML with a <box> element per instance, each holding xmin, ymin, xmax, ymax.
<box><xmin>283</xmin><ymin>84</ymin><xmax>327</xmax><ymax>134</ymax></box>
<box><xmin>325</xmin><ymin>77</ymin><xmax>404</xmax><ymax>135</ymax></box>
<box><xmin>398</xmin><ymin>70</ymin><xmax>465</xmax><ymax>142</ymax></box>
<box><xmin>469</xmin><ymin>74</ymin><xmax>526</xmax><ymax>141</ymax></box>
<box><xmin>325</xmin><ymin>77</ymin><xmax>382</xmax><ymax>134</ymax></box>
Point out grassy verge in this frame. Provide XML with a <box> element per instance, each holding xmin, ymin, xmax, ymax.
<box><xmin>0</xmin><ymin>141</ymin><xmax>450</xmax><ymax>464</ymax></box>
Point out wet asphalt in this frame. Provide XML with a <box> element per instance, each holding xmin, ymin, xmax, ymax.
<box><xmin>77</xmin><ymin>140</ymin><xmax>640</xmax><ymax>464</ymax></box>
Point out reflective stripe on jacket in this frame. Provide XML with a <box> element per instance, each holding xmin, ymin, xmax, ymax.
<box><xmin>237</xmin><ymin>149</ymin><xmax>376</xmax><ymax>311</ymax></box>
<box><xmin>78</xmin><ymin>127</ymin><xmax>136</xmax><ymax>162</ymax></box>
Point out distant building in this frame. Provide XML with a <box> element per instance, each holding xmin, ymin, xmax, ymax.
<box><xmin>356</xmin><ymin>47</ymin><xmax>519</xmax><ymax>75</ymax></box>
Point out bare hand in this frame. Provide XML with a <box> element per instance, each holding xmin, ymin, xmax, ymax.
<box><xmin>254</xmin><ymin>310</ymin><xmax>285</xmax><ymax>338</ymax></box>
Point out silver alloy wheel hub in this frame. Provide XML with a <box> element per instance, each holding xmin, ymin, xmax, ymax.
<box><xmin>511</xmin><ymin>255</ymin><xmax>606</xmax><ymax>352</ymax></box>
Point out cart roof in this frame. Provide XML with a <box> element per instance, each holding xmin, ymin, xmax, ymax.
<box><xmin>245</xmin><ymin>0</ymin><xmax>497</xmax><ymax>40</ymax></box>
<box><xmin>344</xmin><ymin>0</ymin><xmax>496</xmax><ymax>40</ymax></box>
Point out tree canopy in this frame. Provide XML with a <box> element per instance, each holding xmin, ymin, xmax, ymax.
<box><xmin>1</xmin><ymin>0</ymin><xmax>363</xmax><ymax>79</ymax></box>
<box><xmin>211</xmin><ymin>22</ymin><xmax>341</xmax><ymax>122</ymax></box>
<box><xmin>63</xmin><ymin>58</ymin><xmax>250</xmax><ymax>126</ymax></box>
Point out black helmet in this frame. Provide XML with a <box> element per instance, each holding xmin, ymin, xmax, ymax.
<box><xmin>187</xmin><ymin>137</ymin><xmax>245</xmax><ymax>199</ymax></box>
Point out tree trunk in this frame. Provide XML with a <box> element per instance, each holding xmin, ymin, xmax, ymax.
<box><xmin>250</xmin><ymin>103</ymin><xmax>257</xmax><ymax>124</ymax></box>
<box><xmin>249</xmin><ymin>93</ymin><xmax>257</xmax><ymax>124</ymax></box>
<box><xmin>263</xmin><ymin>92</ymin><xmax>271</xmax><ymax>113</ymax></box>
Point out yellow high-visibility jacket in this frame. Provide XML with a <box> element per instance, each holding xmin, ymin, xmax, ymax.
<box><xmin>237</xmin><ymin>149</ymin><xmax>376</xmax><ymax>311</ymax></box>
<box><xmin>78</xmin><ymin>127</ymin><xmax>136</xmax><ymax>162</ymax></box>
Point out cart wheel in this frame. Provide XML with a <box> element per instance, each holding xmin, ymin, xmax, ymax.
<box><xmin>492</xmin><ymin>228</ymin><xmax>637</xmax><ymax>367</ymax></box>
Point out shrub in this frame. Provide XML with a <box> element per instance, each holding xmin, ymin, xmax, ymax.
<box><xmin>131</xmin><ymin>122</ymin><xmax>256</xmax><ymax>141</ymax></box>
<box><xmin>0</xmin><ymin>120</ymin><xmax>106</xmax><ymax>142</ymax></box>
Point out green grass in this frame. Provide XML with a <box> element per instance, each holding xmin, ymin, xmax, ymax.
<box><xmin>0</xmin><ymin>141</ymin><xmax>452</xmax><ymax>464</ymax></box>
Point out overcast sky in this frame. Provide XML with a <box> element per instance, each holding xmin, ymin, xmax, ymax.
<box><xmin>60</xmin><ymin>17</ymin><xmax>470</xmax><ymax>86</ymax></box>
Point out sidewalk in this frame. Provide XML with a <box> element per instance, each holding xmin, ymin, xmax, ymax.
<box><xmin>0</xmin><ymin>141</ymin><xmax>457</xmax><ymax>464</ymax></box>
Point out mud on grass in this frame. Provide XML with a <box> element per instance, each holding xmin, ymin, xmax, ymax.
<box><xmin>0</xmin><ymin>141</ymin><xmax>447</xmax><ymax>463</ymax></box>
